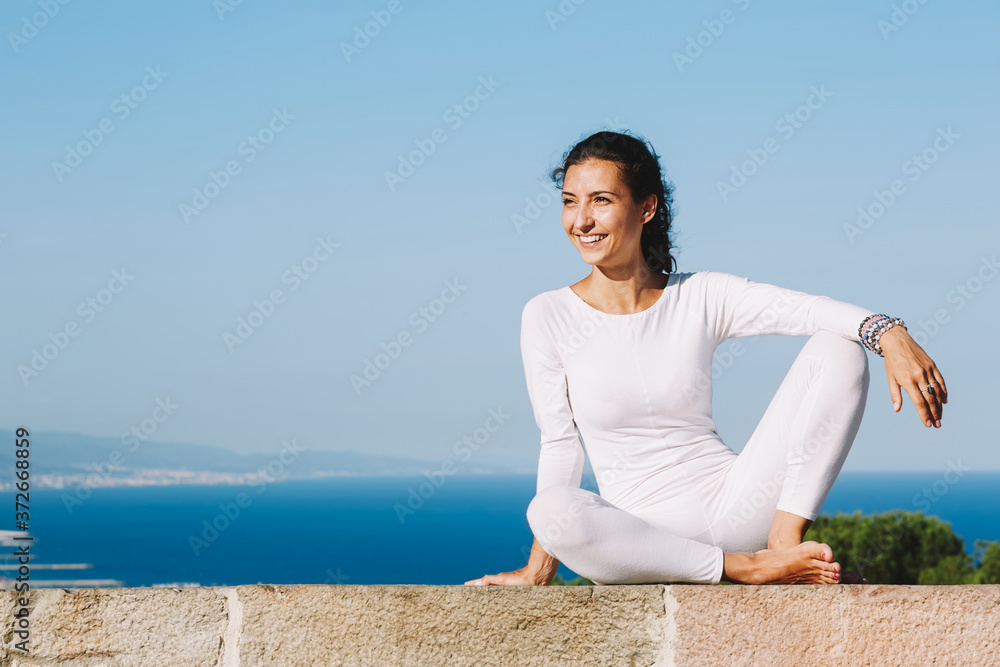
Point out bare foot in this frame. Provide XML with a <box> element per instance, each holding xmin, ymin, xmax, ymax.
<box><xmin>755</xmin><ymin>546</ymin><xmax>868</xmax><ymax>584</ymax></box>
<box><xmin>723</xmin><ymin>541</ymin><xmax>841</xmax><ymax>584</ymax></box>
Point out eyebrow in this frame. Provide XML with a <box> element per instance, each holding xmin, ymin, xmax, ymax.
<box><xmin>561</xmin><ymin>190</ymin><xmax>618</xmax><ymax>198</ymax></box>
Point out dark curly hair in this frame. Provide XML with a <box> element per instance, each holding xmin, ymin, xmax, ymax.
<box><xmin>550</xmin><ymin>129</ymin><xmax>677</xmax><ymax>274</ymax></box>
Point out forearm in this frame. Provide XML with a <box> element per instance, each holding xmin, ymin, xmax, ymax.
<box><xmin>524</xmin><ymin>537</ymin><xmax>560</xmax><ymax>585</ymax></box>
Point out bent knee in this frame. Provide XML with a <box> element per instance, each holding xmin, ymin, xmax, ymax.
<box><xmin>808</xmin><ymin>330</ymin><xmax>869</xmax><ymax>380</ymax></box>
<box><xmin>526</xmin><ymin>485</ymin><xmax>579</xmax><ymax>531</ymax></box>
<box><xmin>526</xmin><ymin>485</ymin><xmax>593</xmax><ymax>551</ymax></box>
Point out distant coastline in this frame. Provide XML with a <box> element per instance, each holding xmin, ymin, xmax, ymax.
<box><xmin>0</xmin><ymin>467</ymin><xmax>511</xmax><ymax>491</ymax></box>
<box><xmin>0</xmin><ymin>428</ymin><xmax>530</xmax><ymax>491</ymax></box>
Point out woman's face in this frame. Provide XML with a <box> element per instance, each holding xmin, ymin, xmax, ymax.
<box><xmin>561</xmin><ymin>159</ymin><xmax>656</xmax><ymax>270</ymax></box>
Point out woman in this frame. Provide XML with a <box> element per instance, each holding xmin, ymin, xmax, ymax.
<box><xmin>465</xmin><ymin>130</ymin><xmax>947</xmax><ymax>586</ymax></box>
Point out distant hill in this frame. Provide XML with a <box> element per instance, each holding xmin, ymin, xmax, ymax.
<box><xmin>0</xmin><ymin>429</ymin><xmax>525</xmax><ymax>488</ymax></box>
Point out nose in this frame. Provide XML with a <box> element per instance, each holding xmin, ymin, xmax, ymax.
<box><xmin>571</xmin><ymin>200</ymin><xmax>593</xmax><ymax>233</ymax></box>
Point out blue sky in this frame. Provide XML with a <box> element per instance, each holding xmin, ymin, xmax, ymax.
<box><xmin>2</xmin><ymin>0</ymin><xmax>998</xmax><ymax>472</ymax></box>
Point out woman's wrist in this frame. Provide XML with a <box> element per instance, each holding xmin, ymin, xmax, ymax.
<box><xmin>524</xmin><ymin>538</ymin><xmax>560</xmax><ymax>584</ymax></box>
<box><xmin>878</xmin><ymin>325</ymin><xmax>909</xmax><ymax>350</ymax></box>
<box><xmin>858</xmin><ymin>313</ymin><xmax>907</xmax><ymax>356</ymax></box>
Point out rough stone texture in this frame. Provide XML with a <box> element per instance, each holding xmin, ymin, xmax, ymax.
<box><xmin>671</xmin><ymin>584</ymin><xmax>1000</xmax><ymax>667</ymax></box>
<box><xmin>1</xmin><ymin>587</ymin><xmax>228</xmax><ymax>667</ymax></box>
<box><xmin>236</xmin><ymin>584</ymin><xmax>668</xmax><ymax>666</ymax></box>
<box><xmin>2</xmin><ymin>584</ymin><xmax>999</xmax><ymax>666</ymax></box>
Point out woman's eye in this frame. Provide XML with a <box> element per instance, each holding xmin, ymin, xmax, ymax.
<box><xmin>595</xmin><ymin>196</ymin><xmax>609</xmax><ymax>203</ymax></box>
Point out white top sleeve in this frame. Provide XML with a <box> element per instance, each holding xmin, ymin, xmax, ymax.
<box><xmin>703</xmin><ymin>271</ymin><xmax>876</xmax><ymax>344</ymax></box>
<box><xmin>520</xmin><ymin>297</ymin><xmax>586</xmax><ymax>493</ymax></box>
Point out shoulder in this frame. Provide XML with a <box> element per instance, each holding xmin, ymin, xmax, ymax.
<box><xmin>680</xmin><ymin>270</ymin><xmax>754</xmax><ymax>294</ymax></box>
<box><xmin>521</xmin><ymin>287</ymin><xmax>568</xmax><ymax>319</ymax></box>
<box><xmin>667</xmin><ymin>270</ymin><xmax>741</xmax><ymax>293</ymax></box>
<box><xmin>689</xmin><ymin>269</ymin><xmax>745</xmax><ymax>284</ymax></box>
<box><xmin>520</xmin><ymin>288</ymin><xmax>562</xmax><ymax>332</ymax></box>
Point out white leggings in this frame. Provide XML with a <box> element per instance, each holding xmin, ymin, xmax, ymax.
<box><xmin>525</xmin><ymin>330</ymin><xmax>870</xmax><ymax>585</ymax></box>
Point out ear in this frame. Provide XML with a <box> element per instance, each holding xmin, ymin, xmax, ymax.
<box><xmin>642</xmin><ymin>194</ymin><xmax>657</xmax><ymax>224</ymax></box>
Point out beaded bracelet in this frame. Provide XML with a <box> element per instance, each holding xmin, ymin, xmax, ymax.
<box><xmin>859</xmin><ymin>315</ymin><xmax>889</xmax><ymax>344</ymax></box>
<box><xmin>857</xmin><ymin>313</ymin><xmax>907</xmax><ymax>357</ymax></box>
<box><xmin>860</xmin><ymin>314</ymin><xmax>904</xmax><ymax>356</ymax></box>
<box><xmin>858</xmin><ymin>314</ymin><xmax>888</xmax><ymax>344</ymax></box>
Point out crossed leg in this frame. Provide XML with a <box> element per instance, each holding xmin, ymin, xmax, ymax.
<box><xmin>525</xmin><ymin>330</ymin><xmax>870</xmax><ymax>585</ymax></box>
<box><xmin>708</xmin><ymin>330</ymin><xmax>870</xmax><ymax>553</ymax></box>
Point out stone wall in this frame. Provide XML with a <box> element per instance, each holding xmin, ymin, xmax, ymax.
<box><xmin>3</xmin><ymin>584</ymin><xmax>999</xmax><ymax>666</ymax></box>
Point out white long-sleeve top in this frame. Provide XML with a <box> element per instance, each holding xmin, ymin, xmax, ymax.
<box><xmin>520</xmin><ymin>270</ymin><xmax>876</xmax><ymax>513</ymax></box>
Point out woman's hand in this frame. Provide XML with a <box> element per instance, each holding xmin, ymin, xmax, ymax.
<box><xmin>466</xmin><ymin>538</ymin><xmax>559</xmax><ymax>585</ymax></box>
<box><xmin>879</xmin><ymin>327</ymin><xmax>948</xmax><ymax>428</ymax></box>
<box><xmin>464</xmin><ymin>566</ymin><xmax>549</xmax><ymax>586</ymax></box>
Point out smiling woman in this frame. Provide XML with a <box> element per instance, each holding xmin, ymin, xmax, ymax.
<box><xmin>555</xmin><ymin>131</ymin><xmax>677</xmax><ymax>281</ymax></box>
<box><xmin>464</xmin><ymin>129</ymin><xmax>949</xmax><ymax>589</ymax></box>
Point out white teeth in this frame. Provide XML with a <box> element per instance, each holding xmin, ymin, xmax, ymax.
<box><xmin>580</xmin><ymin>235</ymin><xmax>607</xmax><ymax>243</ymax></box>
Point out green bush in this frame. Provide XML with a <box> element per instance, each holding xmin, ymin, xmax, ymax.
<box><xmin>806</xmin><ymin>510</ymin><xmax>1000</xmax><ymax>584</ymax></box>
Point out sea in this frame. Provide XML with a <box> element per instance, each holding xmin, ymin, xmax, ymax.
<box><xmin>4</xmin><ymin>472</ymin><xmax>999</xmax><ymax>587</ymax></box>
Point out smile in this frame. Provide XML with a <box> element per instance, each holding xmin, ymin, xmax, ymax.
<box><xmin>579</xmin><ymin>234</ymin><xmax>607</xmax><ymax>246</ymax></box>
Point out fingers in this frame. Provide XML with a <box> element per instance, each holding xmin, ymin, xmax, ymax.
<box><xmin>932</xmin><ymin>367</ymin><xmax>948</xmax><ymax>405</ymax></box>
<box><xmin>901</xmin><ymin>381</ymin><xmax>935</xmax><ymax>428</ymax></box>
<box><xmin>887</xmin><ymin>372</ymin><xmax>903</xmax><ymax>412</ymax></box>
<box><xmin>921</xmin><ymin>376</ymin><xmax>942</xmax><ymax>424</ymax></box>
<box><xmin>919</xmin><ymin>371</ymin><xmax>945</xmax><ymax>426</ymax></box>
<box><xmin>906</xmin><ymin>380</ymin><xmax>945</xmax><ymax>428</ymax></box>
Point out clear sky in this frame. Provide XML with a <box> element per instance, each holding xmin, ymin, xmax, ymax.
<box><xmin>2</xmin><ymin>0</ymin><xmax>998</xmax><ymax>472</ymax></box>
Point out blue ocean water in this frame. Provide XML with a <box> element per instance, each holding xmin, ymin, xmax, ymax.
<box><xmin>4</xmin><ymin>472</ymin><xmax>999</xmax><ymax>587</ymax></box>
